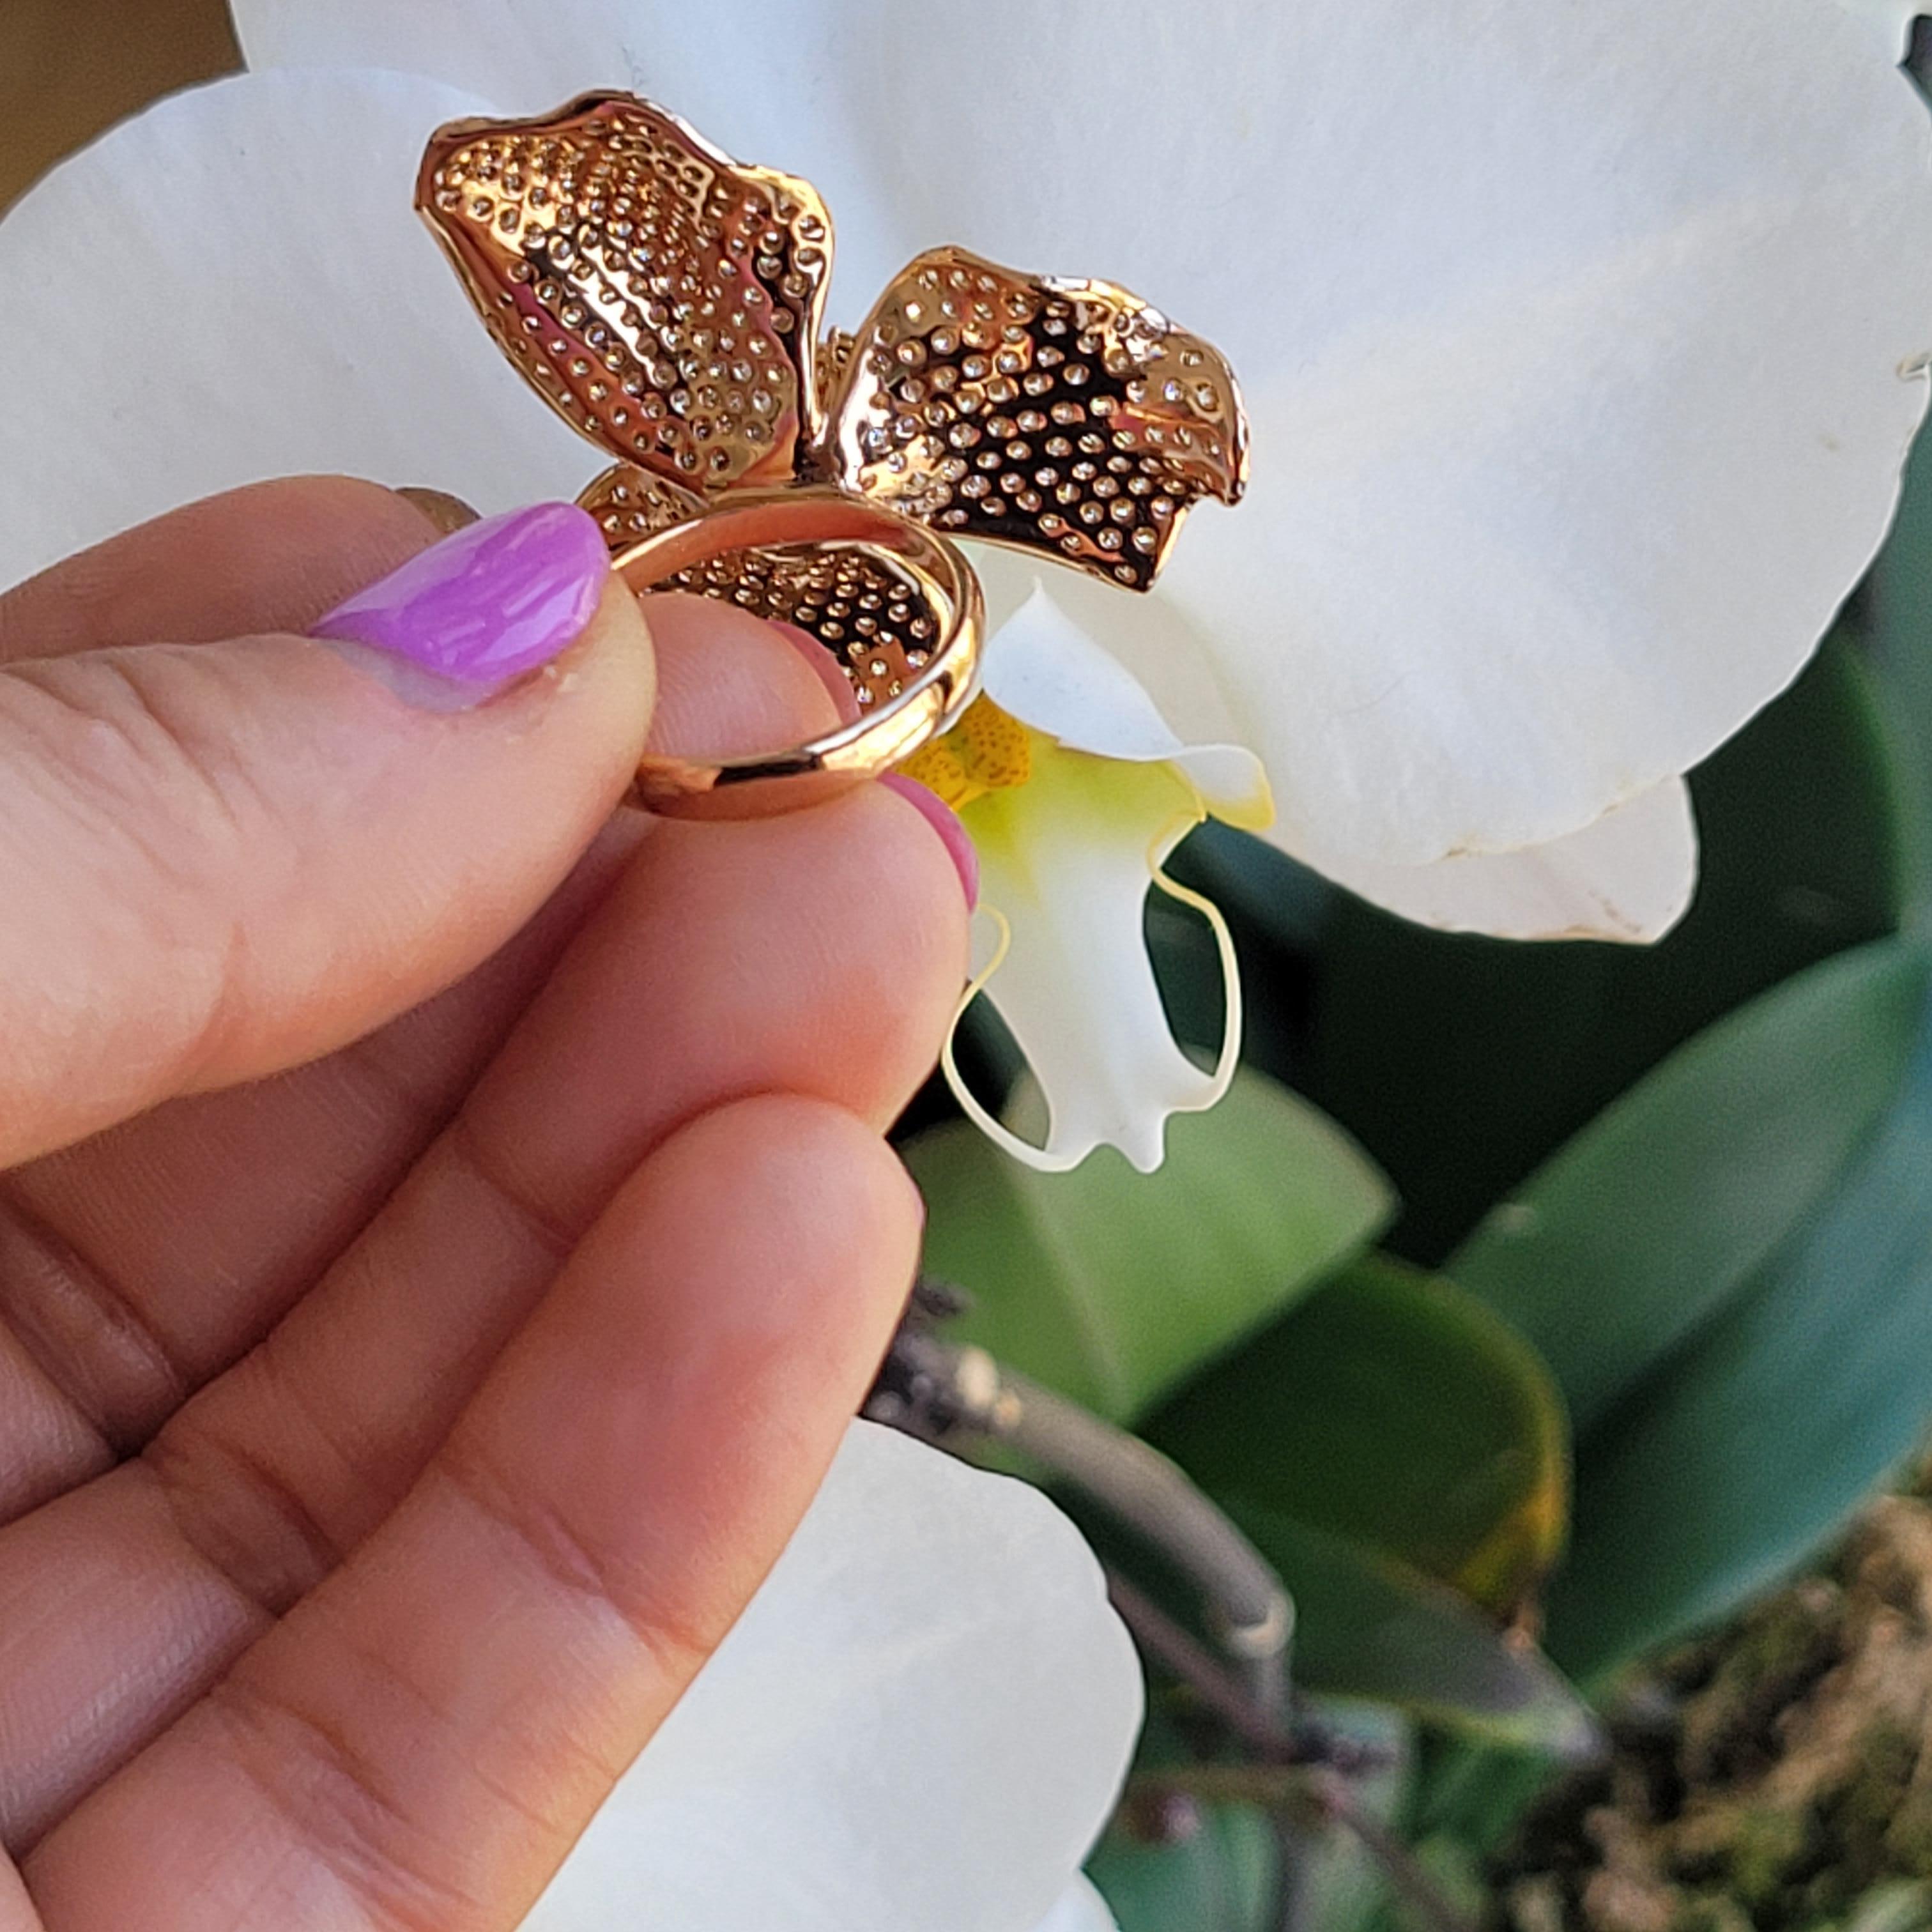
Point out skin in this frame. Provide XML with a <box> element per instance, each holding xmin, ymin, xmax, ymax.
<box><xmin>0</xmin><ymin>477</ymin><xmax>969</xmax><ymax>1930</ymax></box>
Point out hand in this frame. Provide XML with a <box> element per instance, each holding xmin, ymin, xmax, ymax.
<box><xmin>0</xmin><ymin>480</ymin><xmax>969</xmax><ymax>1930</ymax></box>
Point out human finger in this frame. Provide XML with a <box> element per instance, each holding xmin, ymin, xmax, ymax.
<box><xmin>0</xmin><ymin>502</ymin><xmax>653</xmax><ymax>1166</ymax></box>
<box><xmin>22</xmin><ymin>1096</ymin><xmax>921</xmax><ymax>1932</ymax></box>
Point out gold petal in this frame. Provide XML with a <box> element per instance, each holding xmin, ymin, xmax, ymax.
<box><xmin>821</xmin><ymin>248</ymin><xmax>1248</xmax><ymax>592</ymax></box>
<box><xmin>578</xmin><ymin>459</ymin><xmax>707</xmax><ymax>544</ymax></box>
<box><xmin>418</xmin><ymin>92</ymin><xmax>833</xmax><ymax>492</ymax></box>
<box><xmin>578</xmin><ymin>462</ymin><xmax>944</xmax><ymax>712</ymax></box>
<box><xmin>815</xmin><ymin>328</ymin><xmax>857</xmax><ymax>401</ymax></box>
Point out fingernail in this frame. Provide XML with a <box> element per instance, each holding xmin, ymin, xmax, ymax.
<box><xmin>880</xmin><ymin>774</ymin><xmax>979</xmax><ymax>911</ymax></box>
<box><xmin>310</xmin><ymin>502</ymin><xmax>610</xmax><ymax>709</ymax></box>
<box><xmin>395</xmin><ymin>485</ymin><xmax>482</xmax><ymax>535</ymax></box>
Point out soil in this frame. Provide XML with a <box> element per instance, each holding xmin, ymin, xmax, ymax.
<box><xmin>1492</xmin><ymin>1491</ymin><xmax>1932</xmax><ymax>1932</ymax></box>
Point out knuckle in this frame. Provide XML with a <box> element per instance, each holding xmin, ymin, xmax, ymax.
<box><xmin>144</xmin><ymin>1401</ymin><xmax>346</xmax><ymax>1619</ymax></box>
<box><xmin>434</xmin><ymin>1445</ymin><xmax>717</xmax><ymax>1678</ymax></box>
<box><xmin>203</xmin><ymin>1657</ymin><xmax>479</xmax><ymax>1932</ymax></box>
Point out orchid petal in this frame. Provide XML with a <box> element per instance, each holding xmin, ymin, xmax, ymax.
<box><xmin>1298</xmin><ymin>778</ymin><xmax>1699</xmax><ymax>942</ymax></box>
<box><xmin>979</xmin><ymin>586</ymin><xmax>1272</xmax><ymax>831</ymax></box>
<box><xmin>938</xmin><ymin>591</ymin><xmax>1259</xmax><ymax>1172</ymax></box>
<box><xmin>977</xmin><ymin>582</ymin><xmax>1691</xmax><ymax>942</ymax></box>
<box><xmin>1837</xmin><ymin>1</ymin><xmax>1925</xmax><ymax>61</ymax></box>
<box><xmin>1029</xmin><ymin>1878</ymin><xmax>1124</xmax><ymax>1932</ymax></box>
<box><xmin>232</xmin><ymin>0</ymin><xmax>643</xmax><ymax>116</ymax></box>
<box><xmin>521</xmin><ymin>1422</ymin><xmax>1142</xmax><ymax>1932</ymax></box>
<box><xmin>0</xmin><ymin>69</ymin><xmax>594</xmax><ymax>590</ymax></box>
<box><xmin>954</xmin><ymin>748</ymin><xmax>1234</xmax><ymax>1176</ymax></box>
<box><xmin>239</xmin><ymin>0</ymin><xmax>1932</xmax><ymax>875</ymax></box>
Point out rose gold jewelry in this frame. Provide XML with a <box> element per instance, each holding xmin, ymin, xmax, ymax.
<box><xmin>615</xmin><ymin>486</ymin><xmax>982</xmax><ymax>815</ymax></box>
<box><xmin>417</xmin><ymin>93</ymin><xmax>1248</xmax><ymax>817</ymax></box>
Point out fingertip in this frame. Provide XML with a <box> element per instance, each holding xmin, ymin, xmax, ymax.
<box><xmin>640</xmin><ymin>593</ymin><xmax>845</xmax><ymax>761</ymax></box>
<box><xmin>566</xmin><ymin>565</ymin><xmax>657</xmax><ymax>733</ymax></box>
<box><xmin>632</xmin><ymin>1094</ymin><xmax>925</xmax><ymax>1340</ymax></box>
<box><xmin>769</xmin><ymin>621</ymin><xmax>864</xmax><ymax>724</ymax></box>
<box><xmin>790</xmin><ymin>783</ymin><xmax>976</xmax><ymax>1129</ymax></box>
<box><xmin>878</xmin><ymin>774</ymin><xmax>979</xmax><ymax>911</ymax></box>
<box><xmin>834</xmin><ymin>778</ymin><xmax>976</xmax><ymax>974</ymax></box>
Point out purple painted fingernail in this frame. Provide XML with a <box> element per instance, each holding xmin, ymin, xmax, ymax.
<box><xmin>310</xmin><ymin>502</ymin><xmax>610</xmax><ymax>709</ymax></box>
<box><xmin>880</xmin><ymin>774</ymin><xmax>979</xmax><ymax>911</ymax></box>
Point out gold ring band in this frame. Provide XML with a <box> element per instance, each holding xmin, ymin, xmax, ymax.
<box><xmin>617</xmin><ymin>488</ymin><xmax>983</xmax><ymax>820</ymax></box>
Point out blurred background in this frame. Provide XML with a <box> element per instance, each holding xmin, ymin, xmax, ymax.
<box><xmin>13</xmin><ymin>10</ymin><xmax>1932</xmax><ymax>1931</ymax></box>
<box><xmin>0</xmin><ymin>0</ymin><xmax>236</xmax><ymax>214</ymax></box>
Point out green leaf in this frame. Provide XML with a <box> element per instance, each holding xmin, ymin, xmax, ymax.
<box><xmin>1087</xmin><ymin>1804</ymin><xmax>1278</xmax><ymax>1932</ymax></box>
<box><xmin>1143</xmin><ymin>1259</ymin><xmax>1593</xmax><ymax>1752</ymax></box>
<box><xmin>1300</xmin><ymin>638</ymin><xmax>1910</xmax><ymax>1259</ymax></box>
<box><xmin>1855</xmin><ymin>423</ymin><xmax>1932</xmax><ymax>916</ymax></box>
<box><xmin>1278</xmin><ymin>1700</ymin><xmax>1414</xmax><ymax>1932</ymax></box>
<box><xmin>1399</xmin><ymin>1734</ymin><xmax>1572</xmax><ymax>1859</ymax></box>
<box><xmin>1220</xmin><ymin>1505</ymin><xmax>1598</xmax><ymax>1758</ymax></box>
<box><xmin>1449</xmin><ymin>935</ymin><xmax>1931</xmax><ymax>1434</ymax></box>
<box><xmin>1547</xmin><ymin>1004</ymin><xmax>1932</xmax><ymax>1682</ymax></box>
<box><xmin>1149</xmin><ymin>1257</ymin><xmax>1567</xmax><ymax>1618</ymax></box>
<box><xmin>1156</xmin><ymin>822</ymin><xmax>1336</xmax><ymax>1076</ymax></box>
<box><xmin>1090</xmin><ymin>1701</ymin><xmax>1411</xmax><ymax>1932</ymax></box>
<box><xmin>905</xmin><ymin>1070</ymin><xmax>1394</xmax><ymax>1423</ymax></box>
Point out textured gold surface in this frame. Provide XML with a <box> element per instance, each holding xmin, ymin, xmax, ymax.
<box><xmin>581</xmin><ymin>461</ymin><xmax>935</xmax><ymax>709</ymax></box>
<box><xmin>422</xmin><ymin>91</ymin><xmax>1248</xmax><ymax>808</ymax></box>
<box><xmin>419</xmin><ymin>93</ymin><xmax>832</xmax><ymax>493</ymax></box>
<box><xmin>617</xmin><ymin>488</ymin><xmax>983</xmax><ymax>817</ymax></box>
<box><xmin>829</xmin><ymin>249</ymin><xmax>1246</xmax><ymax>590</ymax></box>
<box><xmin>576</xmin><ymin>461</ymin><xmax>707</xmax><ymax>542</ymax></box>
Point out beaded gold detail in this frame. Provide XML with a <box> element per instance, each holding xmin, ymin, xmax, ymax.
<box><xmin>417</xmin><ymin>91</ymin><xmax>1246</xmax><ymax>813</ymax></box>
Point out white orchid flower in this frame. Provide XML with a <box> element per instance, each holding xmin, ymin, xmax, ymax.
<box><xmin>1843</xmin><ymin>0</ymin><xmax>1926</xmax><ymax>60</ymax></box>
<box><xmin>3</xmin><ymin>8</ymin><xmax>1920</xmax><ymax>1922</ymax></box>
<box><xmin>4</xmin><ymin>1</ymin><xmax>1929</xmax><ymax>1176</ymax></box>
<box><xmin>517</xmin><ymin>1422</ymin><xmax>1141</xmax><ymax>1932</ymax></box>
<box><xmin>1029</xmin><ymin>1874</ymin><xmax>1126</xmax><ymax>1932</ymax></box>
<box><xmin>903</xmin><ymin>587</ymin><xmax>1271</xmax><ymax>1173</ymax></box>
<box><xmin>218</xmin><ymin>0</ymin><xmax>1932</xmax><ymax>907</ymax></box>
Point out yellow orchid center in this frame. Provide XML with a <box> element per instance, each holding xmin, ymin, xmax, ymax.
<box><xmin>898</xmin><ymin>694</ymin><xmax>1034</xmax><ymax>811</ymax></box>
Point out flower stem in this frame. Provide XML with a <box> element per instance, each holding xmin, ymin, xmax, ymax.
<box><xmin>868</xmin><ymin>1322</ymin><xmax>1291</xmax><ymax>1710</ymax></box>
<box><xmin>868</xmin><ymin>1313</ymin><xmax>1479</xmax><ymax>1932</ymax></box>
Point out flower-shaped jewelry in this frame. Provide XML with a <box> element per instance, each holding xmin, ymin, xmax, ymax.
<box><xmin>415</xmin><ymin>92</ymin><xmax>1248</xmax><ymax>814</ymax></box>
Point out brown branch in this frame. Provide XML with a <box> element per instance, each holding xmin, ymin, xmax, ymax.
<box><xmin>1308</xmin><ymin>1770</ymin><xmax>1481</xmax><ymax>1932</ymax></box>
<box><xmin>1107</xmin><ymin>1570</ymin><xmax>1303</xmax><ymax>1761</ymax></box>
<box><xmin>870</xmin><ymin>1326</ymin><xmax>1291</xmax><ymax>1710</ymax></box>
<box><xmin>869</xmin><ymin>1322</ymin><xmax>1477</xmax><ymax>1932</ymax></box>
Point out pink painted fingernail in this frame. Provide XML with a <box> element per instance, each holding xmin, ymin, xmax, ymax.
<box><xmin>310</xmin><ymin>502</ymin><xmax>610</xmax><ymax>709</ymax></box>
<box><xmin>881</xmin><ymin>774</ymin><xmax>979</xmax><ymax>911</ymax></box>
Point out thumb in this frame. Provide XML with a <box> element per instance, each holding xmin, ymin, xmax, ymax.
<box><xmin>0</xmin><ymin>502</ymin><xmax>654</xmax><ymax>1166</ymax></box>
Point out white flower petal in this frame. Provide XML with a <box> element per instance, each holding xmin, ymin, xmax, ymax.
<box><xmin>233</xmin><ymin>0</ymin><xmax>640</xmax><ymax>112</ymax></box>
<box><xmin>0</xmin><ymin>69</ymin><xmax>594</xmax><ymax>590</ymax></box>
<box><xmin>959</xmin><ymin>746</ymin><xmax>1232</xmax><ymax>1175</ymax></box>
<box><xmin>521</xmin><ymin>1422</ymin><xmax>1142</xmax><ymax>1932</ymax></box>
<box><xmin>1296</xmin><ymin>778</ymin><xmax>1699</xmax><ymax>942</ymax></box>
<box><xmin>1836</xmin><ymin>0</ymin><xmax>1924</xmax><ymax>61</ymax></box>
<box><xmin>981</xmin><ymin>586</ymin><xmax>1272</xmax><ymax>829</ymax></box>
<box><xmin>241</xmin><ymin>0</ymin><xmax>1932</xmax><ymax>873</ymax></box>
<box><xmin>1029</xmin><ymin>1877</ymin><xmax>1123</xmax><ymax>1932</ymax></box>
<box><xmin>977</xmin><ymin>560</ymin><xmax>1694</xmax><ymax>939</ymax></box>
